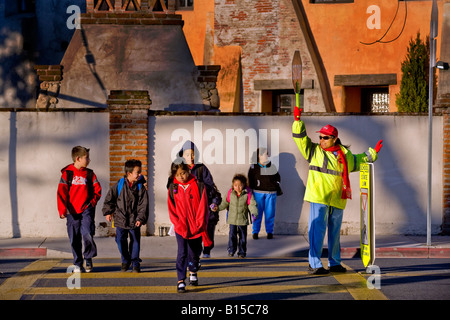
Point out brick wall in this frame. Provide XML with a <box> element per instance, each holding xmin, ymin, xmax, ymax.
<box><xmin>214</xmin><ymin>0</ymin><xmax>319</xmax><ymax>112</ymax></box>
<box><xmin>197</xmin><ymin>65</ymin><xmax>221</xmax><ymax>109</ymax></box>
<box><xmin>34</xmin><ymin>65</ymin><xmax>63</xmax><ymax>110</ymax></box>
<box><xmin>83</xmin><ymin>0</ymin><xmax>181</xmax><ymax>25</ymax></box>
<box><xmin>107</xmin><ymin>90</ymin><xmax>151</xmax><ymax>185</ymax></box>
<box><xmin>80</xmin><ymin>12</ymin><xmax>183</xmax><ymax>26</ymax></box>
<box><xmin>86</xmin><ymin>0</ymin><xmax>176</xmax><ymax>12</ymax></box>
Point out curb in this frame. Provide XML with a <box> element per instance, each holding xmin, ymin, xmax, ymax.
<box><xmin>2</xmin><ymin>247</ymin><xmax>450</xmax><ymax>259</ymax></box>
<box><xmin>0</xmin><ymin>248</ymin><xmax>47</xmax><ymax>259</ymax></box>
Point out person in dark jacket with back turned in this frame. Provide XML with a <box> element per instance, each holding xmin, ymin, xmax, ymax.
<box><xmin>103</xmin><ymin>159</ymin><xmax>148</xmax><ymax>273</ymax></box>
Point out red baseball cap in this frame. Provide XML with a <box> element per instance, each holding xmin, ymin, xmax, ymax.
<box><xmin>317</xmin><ymin>124</ymin><xmax>338</xmax><ymax>137</ymax></box>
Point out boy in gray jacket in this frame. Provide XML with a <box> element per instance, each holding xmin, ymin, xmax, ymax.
<box><xmin>103</xmin><ymin>159</ymin><xmax>148</xmax><ymax>272</ymax></box>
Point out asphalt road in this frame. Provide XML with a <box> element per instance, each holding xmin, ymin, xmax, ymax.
<box><xmin>1</xmin><ymin>256</ymin><xmax>449</xmax><ymax>302</ymax></box>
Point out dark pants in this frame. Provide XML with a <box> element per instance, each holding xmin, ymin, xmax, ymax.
<box><xmin>115</xmin><ymin>226</ymin><xmax>142</xmax><ymax>267</ymax></box>
<box><xmin>66</xmin><ymin>206</ymin><xmax>97</xmax><ymax>267</ymax></box>
<box><xmin>175</xmin><ymin>233</ymin><xmax>203</xmax><ymax>281</ymax></box>
<box><xmin>228</xmin><ymin>224</ymin><xmax>247</xmax><ymax>257</ymax></box>
<box><xmin>203</xmin><ymin>212</ymin><xmax>218</xmax><ymax>255</ymax></box>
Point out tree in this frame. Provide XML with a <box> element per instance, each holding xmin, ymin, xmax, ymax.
<box><xmin>396</xmin><ymin>32</ymin><xmax>433</xmax><ymax>113</ymax></box>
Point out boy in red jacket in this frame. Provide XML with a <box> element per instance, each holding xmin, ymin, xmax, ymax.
<box><xmin>57</xmin><ymin>146</ymin><xmax>102</xmax><ymax>273</ymax></box>
<box><xmin>167</xmin><ymin>162</ymin><xmax>210</xmax><ymax>293</ymax></box>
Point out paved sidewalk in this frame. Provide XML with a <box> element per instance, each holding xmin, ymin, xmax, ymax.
<box><xmin>1</xmin><ymin>234</ymin><xmax>450</xmax><ymax>259</ymax></box>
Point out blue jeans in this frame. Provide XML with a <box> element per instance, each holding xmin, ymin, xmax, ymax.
<box><xmin>228</xmin><ymin>224</ymin><xmax>247</xmax><ymax>256</ymax></box>
<box><xmin>252</xmin><ymin>191</ymin><xmax>277</xmax><ymax>234</ymax></box>
<box><xmin>175</xmin><ymin>233</ymin><xmax>202</xmax><ymax>281</ymax></box>
<box><xmin>308</xmin><ymin>203</ymin><xmax>344</xmax><ymax>269</ymax></box>
<box><xmin>66</xmin><ymin>206</ymin><xmax>97</xmax><ymax>267</ymax></box>
<box><xmin>115</xmin><ymin>227</ymin><xmax>142</xmax><ymax>267</ymax></box>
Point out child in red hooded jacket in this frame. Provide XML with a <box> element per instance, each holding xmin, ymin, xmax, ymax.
<box><xmin>167</xmin><ymin>162</ymin><xmax>210</xmax><ymax>293</ymax></box>
<box><xmin>57</xmin><ymin>146</ymin><xmax>102</xmax><ymax>273</ymax></box>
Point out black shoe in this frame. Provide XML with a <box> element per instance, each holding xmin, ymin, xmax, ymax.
<box><xmin>132</xmin><ymin>266</ymin><xmax>141</xmax><ymax>273</ymax></box>
<box><xmin>308</xmin><ymin>265</ymin><xmax>330</xmax><ymax>275</ymax></box>
<box><xmin>121</xmin><ymin>263</ymin><xmax>130</xmax><ymax>272</ymax></box>
<box><xmin>177</xmin><ymin>281</ymin><xmax>186</xmax><ymax>293</ymax></box>
<box><xmin>267</xmin><ymin>233</ymin><xmax>273</xmax><ymax>239</ymax></box>
<box><xmin>228</xmin><ymin>252</ymin><xmax>234</xmax><ymax>257</ymax></box>
<box><xmin>329</xmin><ymin>265</ymin><xmax>347</xmax><ymax>273</ymax></box>
<box><xmin>253</xmin><ymin>233</ymin><xmax>259</xmax><ymax>240</ymax></box>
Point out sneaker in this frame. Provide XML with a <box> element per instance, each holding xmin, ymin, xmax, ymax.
<box><xmin>189</xmin><ymin>273</ymin><xmax>198</xmax><ymax>286</ymax></box>
<box><xmin>238</xmin><ymin>254</ymin><xmax>246</xmax><ymax>258</ymax></box>
<box><xmin>308</xmin><ymin>265</ymin><xmax>330</xmax><ymax>275</ymax></box>
<box><xmin>177</xmin><ymin>281</ymin><xmax>186</xmax><ymax>293</ymax></box>
<box><xmin>203</xmin><ymin>253</ymin><xmax>211</xmax><ymax>258</ymax></box>
<box><xmin>72</xmin><ymin>265</ymin><xmax>83</xmax><ymax>273</ymax></box>
<box><xmin>329</xmin><ymin>265</ymin><xmax>347</xmax><ymax>273</ymax></box>
<box><xmin>121</xmin><ymin>263</ymin><xmax>131</xmax><ymax>272</ymax></box>
<box><xmin>228</xmin><ymin>252</ymin><xmax>234</xmax><ymax>257</ymax></box>
<box><xmin>267</xmin><ymin>233</ymin><xmax>273</xmax><ymax>239</ymax></box>
<box><xmin>253</xmin><ymin>233</ymin><xmax>259</xmax><ymax>240</ymax></box>
<box><xmin>85</xmin><ymin>259</ymin><xmax>93</xmax><ymax>273</ymax></box>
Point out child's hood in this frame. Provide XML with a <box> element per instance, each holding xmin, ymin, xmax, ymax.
<box><xmin>60</xmin><ymin>163</ymin><xmax>87</xmax><ymax>173</ymax></box>
<box><xmin>177</xmin><ymin>140</ymin><xmax>201</xmax><ymax>164</ymax></box>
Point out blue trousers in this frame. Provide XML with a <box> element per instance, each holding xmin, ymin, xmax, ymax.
<box><xmin>252</xmin><ymin>191</ymin><xmax>277</xmax><ymax>234</ymax></box>
<box><xmin>308</xmin><ymin>203</ymin><xmax>344</xmax><ymax>269</ymax></box>
<box><xmin>175</xmin><ymin>233</ymin><xmax>202</xmax><ymax>281</ymax></box>
<box><xmin>228</xmin><ymin>224</ymin><xmax>247</xmax><ymax>256</ymax></box>
<box><xmin>115</xmin><ymin>227</ymin><xmax>142</xmax><ymax>267</ymax></box>
<box><xmin>66</xmin><ymin>206</ymin><xmax>97</xmax><ymax>267</ymax></box>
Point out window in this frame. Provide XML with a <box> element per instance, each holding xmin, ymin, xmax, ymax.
<box><xmin>271</xmin><ymin>89</ymin><xmax>304</xmax><ymax>114</ymax></box>
<box><xmin>361</xmin><ymin>87</ymin><xmax>389</xmax><ymax>113</ymax></box>
<box><xmin>178</xmin><ymin>0</ymin><xmax>193</xmax><ymax>9</ymax></box>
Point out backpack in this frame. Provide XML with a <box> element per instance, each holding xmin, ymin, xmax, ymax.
<box><xmin>226</xmin><ymin>187</ymin><xmax>252</xmax><ymax>205</ymax></box>
<box><xmin>117</xmin><ymin>177</ymin><xmax>142</xmax><ymax>196</ymax></box>
<box><xmin>66</xmin><ymin>169</ymin><xmax>94</xmax><ymax>207</ymax></box>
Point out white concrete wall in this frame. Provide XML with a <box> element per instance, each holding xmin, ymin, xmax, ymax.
<box><xmin>0</xmin><ymin>111</ymin><xmax>444</xmax><ymax>238</ymax></box>
<box><xmin>149</xmin><ymin>114</ymin><xmax>444</xmax><ymax>236</ymax></box>
<box><xmin>0</xmin><ymin>111</ymin><xmax>109</xmax><ymax>238</ymax></box>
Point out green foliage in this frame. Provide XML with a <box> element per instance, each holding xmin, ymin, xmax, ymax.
<box><xmin>396</xmin><ymin>32</ymin><xmax>430</xmax><ymax>113</ymax></box>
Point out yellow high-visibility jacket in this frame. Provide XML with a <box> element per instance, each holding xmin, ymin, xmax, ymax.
<box><xmin>292</xmin><ymin>120</ymin><xmax>378</xmax><ymax>210</ymax></box>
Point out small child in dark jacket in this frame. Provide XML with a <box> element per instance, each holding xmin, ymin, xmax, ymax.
<box><xmin>103</xmin><ymin>159</ymin><xmax>148</xmax><ymax>273</ymax></box>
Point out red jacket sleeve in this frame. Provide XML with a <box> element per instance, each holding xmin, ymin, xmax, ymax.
<box><xmin>57</xmin><ymin>172</ymin><xmax>69</xmax><ymax>218</ymax></box>
<box><xmin>167</xmin><ymin>190</ymin><xmax>179</xmax><ymax>226</ymax></box>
